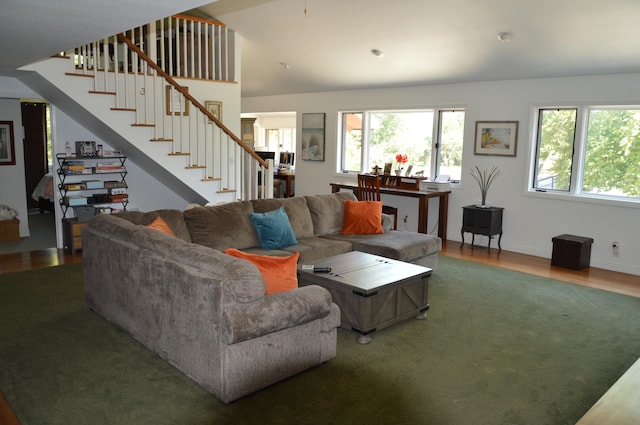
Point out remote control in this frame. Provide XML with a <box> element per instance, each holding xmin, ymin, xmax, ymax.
<box><xmin>313</xmin><ymin>266</ymin><xmax>332</xmax><ymax>273</ymax></box>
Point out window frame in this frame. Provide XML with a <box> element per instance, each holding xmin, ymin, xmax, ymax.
<box><xmin>337</xmin><ymin>107</ymin><xmax>465</xmax><ymax>181</ymax></box>
<box><xmin>528</xmin><ymin>103</ymin><xmax>640</xmax><ymax>207</ymax></box>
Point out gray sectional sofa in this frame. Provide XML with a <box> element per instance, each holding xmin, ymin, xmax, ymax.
<box><xmin>82</xmin><ymin>191</ymin><xmax>441</xmax><ymax>403</ymax></box>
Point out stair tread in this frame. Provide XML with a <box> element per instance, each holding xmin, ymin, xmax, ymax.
<box><xmin>65</xmin><ymin>72</ymin><xmax>93</xmax><ymax>78</ymax></box>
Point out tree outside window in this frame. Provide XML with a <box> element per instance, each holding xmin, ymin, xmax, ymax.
<box><xmin>532</xmin><ymin>106</ymin><xmax>640</xmax><ymax>200</ymax></box>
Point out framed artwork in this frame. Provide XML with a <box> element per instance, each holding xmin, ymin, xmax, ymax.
<box><xmin>166</xmin><ymin>85</ymin><xmax>189</xmax><ymax>116</ymax></box>
<box><xmin>0</xmin><ymin>121</ymin><xmax>16</xmax><ymax>166</ymax></box>
<box><xmin>383</xmin><ymin>163</ymin><xmax>393</xmax><ymax>175</ymax></box>
<box><xmin>301</xmin><ymin>113</ymin><xmax>325</xmax><ymax>161</ymax></box>
<box><xmin>474</xmin><ymin>121</ymin><xmax>518</xmax><ymax>157</ymax></box>
<box><xmin>205</xmin><ymin>101</ymin><xmax>223</xmax><ymax>122</ymax></box>
<box><xmin>404</xmin><ymin>164</ymin><xmax>413</xmax><ymax>176</ymax></box>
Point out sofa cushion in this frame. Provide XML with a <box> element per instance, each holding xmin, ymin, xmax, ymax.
<box><xmin>342</xmin><ymin>200</ymin><xmax>384</xmax><ymax>235</ymax></box>
<box><xmin>112</xmin><ymin>209</ymin><xmax>191</xmax><ymax>241</ymax></box>
<box><xmin>184</xmin><ymin>201</ymin><xmax>259</xmax><ymax>251</ymax></box>
<box><xmin>280</xmin><ymin>237</ymin><xmax>353</xmax><ymax>264</ymax></box>
<box><xmin>225</xmin><ymin>248</ymin><xmax>299</xmax><ymax>295</ymax></box>
<box><xmin>249</xmin><ymin>206</ymin><xmax>298</xmax><ymax>250</ymax></box>
<box><xmin>322</xmin><ymin>230</ymin><xmax>441</xmax><ymax>264</ymax></box>
<box><xmin>145</xmin><ymin>216</ymin><xmax>176</xmax><ymax>237</ymax></box>
<box><xmin>251</xmin><ymin>197</ymin><xmax>315</xmax><ymax>239</ymax></box>
<box><xmin>304</xmin><ymin>192</ymin><xmax>358</xmax><ymax>236</ymax></box>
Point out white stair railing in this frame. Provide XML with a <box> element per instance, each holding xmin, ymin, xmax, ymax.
<box><xmin>62</xmin><ymin>14</ymin><xmax>267</xmax><ymax>200</ymax></box>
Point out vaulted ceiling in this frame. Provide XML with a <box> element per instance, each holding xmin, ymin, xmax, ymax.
<box><xmin>201</xmin><ymin>0</ymin><xmax>640</xmax><ymax>97</ymax></box>
<box><xmin>3</xmin><ymin>0</ymin><xmax>640</xmax><ymax>99</ymax></box>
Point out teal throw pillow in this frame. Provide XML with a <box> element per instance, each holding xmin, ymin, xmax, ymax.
<box><xmin>250</xmin><ymin>206</ymin><xmax>298</xmax><ymax>250</ymax></box>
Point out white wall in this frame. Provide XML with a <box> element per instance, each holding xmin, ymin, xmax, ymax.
<box><xmin>242</xmin><ymin>73</ymin><xmax>640</xmax><ymax>276</ymax></box>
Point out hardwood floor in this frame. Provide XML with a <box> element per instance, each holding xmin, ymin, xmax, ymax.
<box><xmin>1</xmin><ymin>242</ymin><xmax>638</xmax><ymax>299</ymax></box>
<box><xmin>441</xmin><ymin>241</ymin><xmax>640</xmax><ymax>298</ymax></box>
<box><xmin>0</xmin><ymin>248</ymin><xmax>82</xmax><ymax>275</ymax></box>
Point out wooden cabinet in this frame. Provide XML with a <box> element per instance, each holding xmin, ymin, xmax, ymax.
<box><xmin>461</xmin><ymin>205</ymin><xmax>503</xmax><ymax>250</ymax></box>
<box><xmin>241</xmin><ymin>118</ymin><xmax>256</xmax><ymax>145</ymax></box>
<box><xmin>63</xmin><ymin>218</ymin><xmax>88</xmax><ymax>253</ymax></box>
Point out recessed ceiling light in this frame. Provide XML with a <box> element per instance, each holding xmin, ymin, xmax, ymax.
<box><xmin>371</xmin><ymin>49</ymin><xmax>384</xmax><ymax>57</ymax></box>
<box><xmin>497</xmin><ymin>32</ymin><xmax>513</xmax><ymax>42</ymax></box>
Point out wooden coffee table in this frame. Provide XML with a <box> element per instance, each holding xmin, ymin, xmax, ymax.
<box><xmin>297</xmin><ymin>251</ymin><xmax>432</xmax><ymax>344</ymax></box>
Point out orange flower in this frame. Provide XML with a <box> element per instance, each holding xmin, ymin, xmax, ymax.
<box><xmin>395</xmin><ymin>153</ymin><xmax>408</xmax><ymax>164</ymax></box>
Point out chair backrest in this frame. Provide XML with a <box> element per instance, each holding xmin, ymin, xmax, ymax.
<box><xmin>357</xmin><ymin>174</ymin><xmax>381</xmax><ymax>201</ymax></box>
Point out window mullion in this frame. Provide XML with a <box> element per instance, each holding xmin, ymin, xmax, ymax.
<box><xmin>433</xmin><ymin>109</ymin><xmax>442</xmax><ymax>180</ymax></box>
<box><xmin>361</xmin><ymin>112</ymin><xmax>371</xmax><ymax>173</ymax></box>
<box><xmin>571</xmin><ymin>107</ymin><xmax>588</xmax><ymax>195</ymax></box>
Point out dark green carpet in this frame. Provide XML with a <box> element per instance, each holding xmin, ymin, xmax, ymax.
<box><xmin>1</xmin><ymin>257</ymin><xmax>639</xmax><ymax>425</ymax></box>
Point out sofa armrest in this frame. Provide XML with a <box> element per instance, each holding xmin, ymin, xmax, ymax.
<box><xmin>221</xmin><ymin>285</ymin><xmax>334</xmax><ymax>345</ymax></box>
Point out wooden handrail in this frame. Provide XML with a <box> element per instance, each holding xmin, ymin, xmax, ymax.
<box><xmin>116</xmin><ymin>33</ymin><xmax>268</xmax><ymax>169</ymax></box>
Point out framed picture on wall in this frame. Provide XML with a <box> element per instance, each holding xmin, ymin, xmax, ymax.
<box><xmin>205</xmin><ymin>101</ymin><xmax>223</xmax><ymax>123</ymax></box>
<box><xmin>0</xmin><ymin>121</ymin><xmax>16</xmax><ymax>166</ymax></box>
<box><xmin>474</xmin><ymin>121</ymin><xmax>518</xmax><ymax>157</ymax></box>
<box><xmin>165</xmin><ymin>85</ymin><xmax>190</xmax><ymax>116</ymax></box>
<box><xmin>301</xmin><ymin>113</ymin><xmax>325</xmax><ymax>161</ymax></box>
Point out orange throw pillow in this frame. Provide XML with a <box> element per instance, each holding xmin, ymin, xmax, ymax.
<box><xmin>225</xmin><ymin>248</ymin><xmax>299</xmax><ymax>295</ymax></box>
<box><xmin>146</xmin><ymin>216</ymin><xmax>176</xmax><ymax>237</ymax></box>
<box><xmin>342</xmin><ymin>200</ymin><xmax>384</xmax><ymax>235</ymax></box>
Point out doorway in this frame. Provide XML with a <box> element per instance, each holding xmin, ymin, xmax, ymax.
<box><xmin>16</xmin><ymin>101</ymin><xmax>56</xmax><ymax>252</ymax></box>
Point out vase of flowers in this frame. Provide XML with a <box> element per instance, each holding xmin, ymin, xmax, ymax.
<box><xmin>395</xmin><ymin>153</ymin><xmax>408</xmax><ymax>175</ymax></box>
<box><xmin>470</xmin><ymin>165</ymin><xmax>501</xmax><ymax>207</ymax></box>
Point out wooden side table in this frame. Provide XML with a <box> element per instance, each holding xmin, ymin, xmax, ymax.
<box><xmin>461</xmin><ymin>205</ymin><xmax>504</xmax><ymax>251</ymax></box>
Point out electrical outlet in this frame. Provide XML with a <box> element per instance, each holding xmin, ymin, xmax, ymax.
<box><xmin>612</xmin><ymin>241</ymin><xmax>620</xmax><ymax>256</ymax></box>
<box><xmin>403</xmin><ymin>215</ymin><xmax>408</xmax><ymax>224</ymax></box>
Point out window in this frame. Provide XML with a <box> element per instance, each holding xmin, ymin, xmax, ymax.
<box><xmin>532</xmin><ymin>106</ymin><xmax>640</xmax><ymax>200</ymax></box>
<box><xmin>534</xmin><ymin>108</ymin><xmax>577</xmax><ymax>191</ymax></box>
<box><xmin>265</xmin><ymin>128</ymin><xmax>296</xmax><ymax>163</ymax></box>
<box><xmin>339</xmin><ymin>108</ymin><xmax>464</xmax><ymax>181</ymax></box>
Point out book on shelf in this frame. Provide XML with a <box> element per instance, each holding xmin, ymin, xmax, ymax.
<box><xmin>108</xmin><ymin>194</ymin><xmax>129</xmax><ymax>202</ymax></box>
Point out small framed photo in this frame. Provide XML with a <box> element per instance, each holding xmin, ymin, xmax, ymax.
<box><xmin>383</xmin><ymin>163</ymin><xmax>393</xmax><ymax>175</ymax></box>
<box><xmin>474</xmin><ymin>121</ymin><xmax>518</xmax><ymax>157</ymax></box>
<box><xmin>0</xmin><ymin>121</ymin><xmax>16</xmax><ymax>165</ymax></box>
<box><xmin>166</xmin><ymin>85</ymin><xmax>189</xmax><ymax>116</ymax></box>
<box><xmin>404</xmin><ymin>164</ymin><xmax>413</xmax><ymax>176</ymax></box>
<box><xmin>205</xmin><ymin>101</ymin><xmax>222</xmax><ymax>122</ymax></box>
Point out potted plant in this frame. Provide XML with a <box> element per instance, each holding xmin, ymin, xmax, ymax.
<box><xmin>470</xmin><ymin>165</ymin><xmax>501</xmax><ymax>207</ymax></box>
<box><xmin>395</xmin><ymin>153</ymin><xmax>408</xmax><ymax>176</ymax></box>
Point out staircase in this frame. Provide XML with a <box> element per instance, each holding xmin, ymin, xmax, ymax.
<box><xmin>17</xmin><ymin>14</ymin><xmax>272</xmax><ymax>208</ymax></box>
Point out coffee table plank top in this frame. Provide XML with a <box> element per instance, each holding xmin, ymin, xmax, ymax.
<box><xmin>299</xmin><ymin>251</ymin><xmax>432</xmax><ymax>294</ymax></box>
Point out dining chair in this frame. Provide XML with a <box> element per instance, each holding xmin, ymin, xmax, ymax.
<box><xmin>357</xmin><ymin>174</ymin><xmax>398</xmax><ymax>230</ymax></box>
